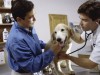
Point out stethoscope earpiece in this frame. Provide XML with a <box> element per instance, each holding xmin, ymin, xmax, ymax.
<box><xmin>96</xmin><ymin>19</ymin><xmax>100</xmax><ymax>25</ymax></box>
<box><xmin>96</xmin><ymin>21</ymin><xmax>100</xmax><ymax>25</ymax></box>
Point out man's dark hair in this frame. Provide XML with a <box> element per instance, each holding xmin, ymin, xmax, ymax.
<box><xmin>78</xmin><ymin>1</ymin><xmax>100</xmax><ymax>21</ymax></box>
<box><xmin>11</xmin><ymin>0</ymin><xmax>34</xmax><ymax>21</ymax></box>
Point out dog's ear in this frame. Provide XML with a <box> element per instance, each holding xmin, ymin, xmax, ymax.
<box><xmin>64</xmin><ymin>25</ymin><xmax>72</xmax><ymax>39</ymax></box>
<box><xmin>51</xmin><ymin>32</ymin><xmax>56</xmax><ymax>40</ymax></box>
<box><xmin>67</xmin><ymin>26</ymin><xmax>85</xmax><ymax>44</ymax></box>
<box><xmin>51</xmin><ymin>32</ymin><xmax>57</xmax><ymax>44</ymax></box>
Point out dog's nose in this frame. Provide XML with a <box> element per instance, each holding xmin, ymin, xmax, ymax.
<box><xmin>57</xmin><ymin>38</ymin><xmax>61</xmax><ymax>42</ymax></box>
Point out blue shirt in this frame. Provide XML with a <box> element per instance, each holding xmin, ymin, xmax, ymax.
<box><xmin>6</xmin><ymin>22</ymin><xmax>55</xmax><ymax>73</ymax></box>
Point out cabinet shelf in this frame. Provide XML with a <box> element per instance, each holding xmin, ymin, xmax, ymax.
<box><xmin>0</xmin><ymin>7</ymin><xmax>11</xmax><ymax>13</ymax></box>
<box><xmin>0</xmin><ymin>6</ymin><xmax>12</xmax><ymax>46</ymax></box>
<box><xmin>0</xmin><ymin>23</ymin><xmax>12</xmax><ymax>26</ymax></box>
<box><xmin>0</xmin><ymin>42</ymin><xmax>5</xmax><ymax>46</ymax></box>
<box><xmin>0</xmin><ymin>42</ymin><xmax>5</xmax><ymax>49</ymax></box>
<box><xmin>0</xmin><ymin>42</ymin><xmax>5</xmax><ymax>45</ymax></box>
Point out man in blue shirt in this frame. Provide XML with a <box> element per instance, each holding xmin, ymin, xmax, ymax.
<box><xmin>6</xmin><ymin>0</ymin><xmax>61</xmax><ymax>75</ymax></box>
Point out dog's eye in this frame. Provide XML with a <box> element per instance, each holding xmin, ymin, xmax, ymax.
<box><xmin>55</xmin><ymin>31</ymin><xmax>57</xmax><ymax>34</ymax></box>
<box><xmin>61</xmin><ymin>29</ymin><xmax>64</xmax><ymax>32</ymax></box>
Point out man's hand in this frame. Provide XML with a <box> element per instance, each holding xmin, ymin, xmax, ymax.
<box><xmin>50</xmin><ymin>42</ymin><xmax>62</xmax><ymax>55</ymax></box>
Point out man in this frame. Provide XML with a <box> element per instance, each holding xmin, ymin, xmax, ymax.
<box><xmin>58</xmin><ymin>1</ymin><xmax>100</xmax><ymax>69</ymax></box>
<box><xmin>6</xmin><ymin>0</ymin><xmax>61</xmax><ymax>75</ymax></box>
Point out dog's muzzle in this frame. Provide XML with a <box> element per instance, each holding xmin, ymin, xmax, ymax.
<box><xmin>57</xmin><ymin>36</ymin><xmax>67</xmax><ymax>47</ymax></box>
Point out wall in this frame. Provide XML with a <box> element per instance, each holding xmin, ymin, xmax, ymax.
<box><xmin>0</xmin><ymin>0</ymin><xmax>88</xmax><ymax>75</ymax></box>
<box><xmin>31</xmin><ymin>0</ymin><xmax>87</xmax><ymax>42</ymax></box>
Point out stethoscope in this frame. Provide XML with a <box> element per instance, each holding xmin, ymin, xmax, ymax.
<box><xmin>68</xmin><ymin>31</ymin><xmax>93</xmax><ymax>55</ymax></box>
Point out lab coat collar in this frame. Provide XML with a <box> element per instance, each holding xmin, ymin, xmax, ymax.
<box><xmin>93</xmin><ymin>25</ymin><xmax>100</xmax><ymax>36</ymax></box>
<box><xmin>91</xmin><ymin>25</ymin><xmax>100</xmax><ymax>47</ymax></box>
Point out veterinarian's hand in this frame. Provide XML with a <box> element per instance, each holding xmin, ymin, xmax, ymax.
<box><xmin>50</xmin><ymin>42</ymin><xmax>62</xmax><ymax>55</ymax></box>
<box><xmin>58</xmin><ymin>52</ymin><xmax>69</xmax><ymax>60</ymax></box>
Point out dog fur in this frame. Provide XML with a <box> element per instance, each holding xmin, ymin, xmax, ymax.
<box><xmin>45</xmin><ymin>23</ymin><xmax>84</xmax><ymax>75</ymax></box>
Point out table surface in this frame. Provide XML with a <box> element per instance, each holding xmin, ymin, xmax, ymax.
<box><xmin>43</xmin><ymin>65</ymin><xmax>100</xmax><ymax>75</ymax></box>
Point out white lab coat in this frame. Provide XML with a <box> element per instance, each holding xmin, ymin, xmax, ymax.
<box><xmin>89</xmin><ymin>25</ymin><xmax>100</xmax><ymax>64</ymax></box>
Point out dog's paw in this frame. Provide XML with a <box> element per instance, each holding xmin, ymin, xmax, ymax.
<box><xmin>60</xmin><ymin>60</ymin><xmax>67</xmax><ymax>68</ymax></box>
<box><xmin>68</xmin><ymin>71</ymin><xmax>75</xmax><ymax>75</ymax></box>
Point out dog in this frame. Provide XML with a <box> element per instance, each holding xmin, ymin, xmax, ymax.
<box><xmin>45</xmin><ymin>23</ymin><xmax>84</xmax><ymax>75</ymax></box>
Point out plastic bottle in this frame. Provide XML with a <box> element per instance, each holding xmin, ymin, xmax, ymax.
<box><xmin>34</xmin><ymin>71</ymin><xmax>44</xmax><ymax>75</ymax></box>
<box><xmin>4</xmin><ymin>0</ymin><xmax>11</xmax><ymax>8</ymax></box>
<box><xmin>2</xmin><ymin>28</ymin><xmax>9</xmax><ymax>42</ymax></box>
<box><xmin>0</xmin><ymin>14</ymin><xmax>2</xmax><ymax>24</ymax></box>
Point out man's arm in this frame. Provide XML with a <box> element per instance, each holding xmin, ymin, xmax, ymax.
<box><xmin>39</xmin><ymin>40</ymin><xmax>46</xmax><ymax>49</ymax></box>
<box><xmin>10</xmin><ymin>39</ymin><xmax>61</xmax><ymax>73</ymax></box>
<box><xmin>68</xmin><ymin>55</ymin><xmax>97</xmax><ymax>69</ymax></box>
<box><xmin>10</xmin><ymin>40</ymin><xmax>54</xmax><ymax>72</ymax></box>
<box><xmin>58</xmin><ymin>54</ymin><xmax>98</xmax><ymax>69</ymax></box>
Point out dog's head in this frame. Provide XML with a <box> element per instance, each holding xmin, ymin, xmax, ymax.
<box><xmin>52</xmin><ymin>23</ymin><xmax>71</xmax><ymax>46</ymax></box>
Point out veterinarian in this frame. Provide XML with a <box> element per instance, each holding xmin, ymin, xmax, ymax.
<box><xmin>58</xmin><ymin>0</ymin><xmax>100</xmax><ymax>69</ymax></box>
<box><xmin>6</xmin><ymin>0</ymin><xmax>61</xmax><ymax>75</ymax></box>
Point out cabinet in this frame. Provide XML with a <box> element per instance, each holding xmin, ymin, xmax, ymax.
<box><xmin>0</xmin><ymin>6</ymin><xmax>12</xmax><ymax>65</ymax></box>
<box><xmin>0</xmin><ymin>7</ymin><xmax>12</xmax><ymax>44</ymax></box>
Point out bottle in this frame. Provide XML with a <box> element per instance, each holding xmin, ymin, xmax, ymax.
<box><xmin>38</xmin><ymin>71</ymin><xmax>44</xmax><ymax>75</ymax></box>
<box><xmin>0</xmin><ymin>14</ymin><xmax>2</xmax><ymax>24</ymax></box>
<box><xmin>4</xmin><ymin>0</ymin><xmax>11</xmax><ymax>8</ymax></box>
<box><xmin>2</xmin><ymin>28</ymin><xmax>9</xmax><ymax>42</ymax></box>
<box><xmin>34</xmin><ymin>71</ymin><xmax>44</xmax><ymax>75</ymax></box>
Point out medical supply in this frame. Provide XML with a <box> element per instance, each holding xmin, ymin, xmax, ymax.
<box><xmin>4</xmin><ymin>0</ymin><xmax>11</xmax><ymax>8</ymax></box>
<box><xmin>2</xmin><ymin>28</ymin><xmax>9</xmax><ymax>42</ymax></box>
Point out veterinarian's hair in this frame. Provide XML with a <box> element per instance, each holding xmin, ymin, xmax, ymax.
<box><xmin>11</xmin><ymin>0</ymin><xmax>34</xmax><ymax>21</ymax></box>
<box><xmin>78</xmin><ymin>0</ymin><xmax>100</xmax><ymax>22</ymax></box>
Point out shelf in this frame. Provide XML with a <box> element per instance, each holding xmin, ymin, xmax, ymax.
<box><xmin>0</xmin><ymin>7</ymin><xmax>11</xmax><ymax>13</ymax></box>
<box><xmin>0</xmin><ymin>42</ymin><xmax>5</xmax><ymax>45</ymax></box>
<box><xmin>0</xmin><ymin>23</ymin><xmax>12</xmax><ymax>28</ymax></box>
<box><xmin>0</xmin><ymin>42</ymin><xmax>5</xmax><ymax>49</ymax></box>
<box><xmin>0</xmin><ymin>23</ymin><xmax>12</xmax><ymax>26</ymax></box>
<box><xmin>0</xmin><ymin>6</ymin><xmax>12</xmax><ymax>43</ymax></box>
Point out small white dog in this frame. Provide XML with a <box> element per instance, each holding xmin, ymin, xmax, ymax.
<box><xmin>45</xmin><ymin>23</ymin><xmax>84</xmax><ymax>75</ymax></box>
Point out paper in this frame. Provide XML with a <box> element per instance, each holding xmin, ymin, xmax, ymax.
<box><xmin>0</xmin><ymin>51</ymin><xmax>5</xmax><ymax>65</ymax></box>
